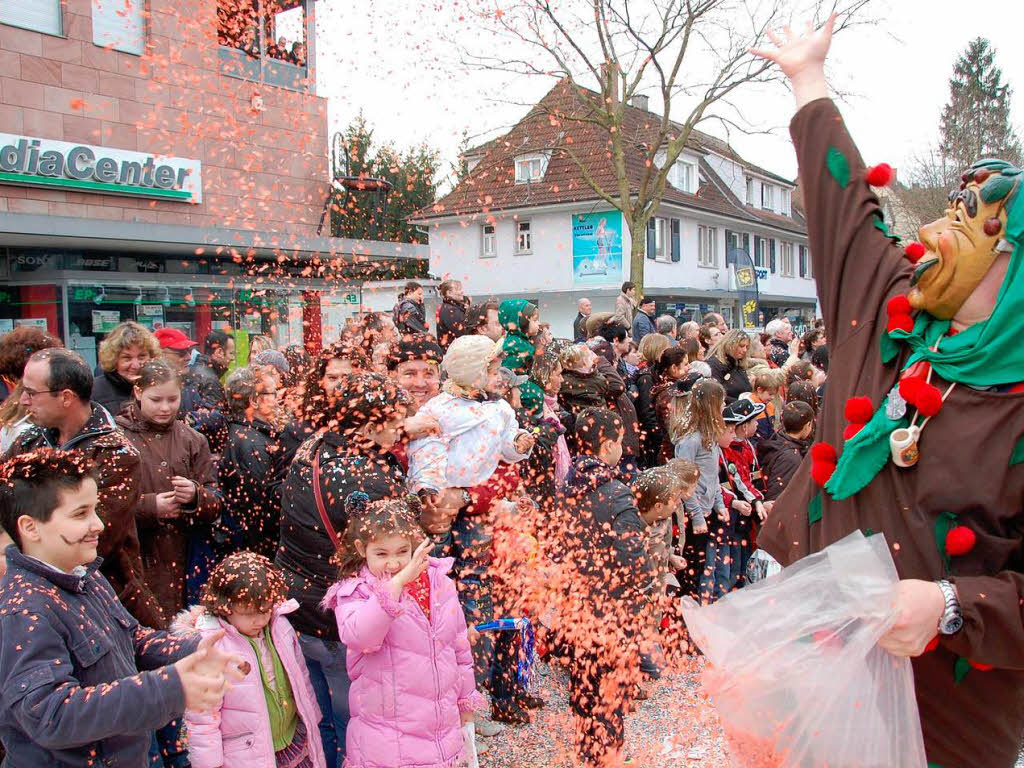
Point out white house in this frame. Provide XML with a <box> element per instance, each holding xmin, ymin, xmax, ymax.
<box><xmin>412</xmin><ymin>80</ymin><xmax>817</xmax><ymax>338</ymax></box>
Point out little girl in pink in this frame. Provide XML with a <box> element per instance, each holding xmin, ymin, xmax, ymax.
<box><xmin>175</xmin><ymin>552</ymin><xmax>326</xmax><ymax>768</ymax></box>
<box><xmin>322</xmin><ymin>492</ymin><xmax>484</xmax><ymax>768</ymax></box>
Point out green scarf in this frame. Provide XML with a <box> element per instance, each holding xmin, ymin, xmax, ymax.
<box><xmin>826</xmin><ymin>238</ymin><xmax>1024</xmax><ymax>501</ymax></box>
<box><xmin>246</xmin><ymin>627</ymin><xmax>298</xmax><ymax>752</ymax></box>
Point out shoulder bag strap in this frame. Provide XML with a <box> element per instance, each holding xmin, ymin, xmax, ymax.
<box><xmin>312</xmin><ymin>440</ymin><xmax>341</xmax><ymax>549</ymax></box>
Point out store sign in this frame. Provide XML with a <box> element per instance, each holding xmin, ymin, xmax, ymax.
<box><xmin>0</xmin><ymin>134</ymin><xmax>202</xmax><ymax>203</ymax></box>
<box><xmin>755</xmin><ymin>268</ymin><xmax>769</xmax><ymax>280</ymax></box>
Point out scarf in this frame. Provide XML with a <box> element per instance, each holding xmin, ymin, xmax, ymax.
<box><xmin>827</xmin><ymin>243</ymin><xmax>1024</xmax><ymax>501</ymax></box>
<box><xmin>246</xmin><ymin>626</ymin><xmax>298</xmax><ymax>751</ymax></box>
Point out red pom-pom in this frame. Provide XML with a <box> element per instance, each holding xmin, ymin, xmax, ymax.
<box><xmin>916</xmin><ymin>383</ymin><xmax>944</xmax><ymax>417</ymax></box>
<box><xmin>898</xmin><ymin>376</ymin><xmax>925</xmax><ymax>403</ymax></box>
<box><xmin>886</xmin><ymin>295</ymin><xmax>913</xmax><ymax>317</ymax></box>
<box><xmin>809</xmin><ymin>442</ymin><xmax>838</xmax><ymax>464</ymax></box>
<box><xmin>844</xmin><ymin>396</ymin><xmax>875</xmax><ymax>424</ymax></box>
<box><xmin>904</xmin><ymin>242</ymin><xmax>926</xmax><ymax>263</ymax></box>
<box><xmin>945</xmin><ymin>525</ymin><xmax>976</xmax><ymax>556</ymax></box>
<box><xmin>886</xmin><ymin>314</ymin><xmax>914</xmax><ymax>334</ymax></box>
<box><xmin>923</xmin><ymin>636</ymin><xmax>939</xmax><ymax>653</ymax></box>
<box><xmin>866</xmin><ymin>163</ymin><xmax>894</xmax><ymax>187</ymax></box>
<box><xmin>968</xmin><ymin>660</ymin><xmax>994</xmax><ymax>671</ymax></box>
<box><xmin>810</xmin><ymin>459</ymin><xmax>836</xmax><ymax>486</ymax></box>
<box><xmin>843</xmin><ymin>423</ymin><xmax>863</xmax><ymax>441</ymax></box>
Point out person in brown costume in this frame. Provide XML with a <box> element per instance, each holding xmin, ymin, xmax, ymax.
<box><xmin>752</xmin><ymin>17</ymin><xmax>1024</xmax><ymax>768</ymax></box>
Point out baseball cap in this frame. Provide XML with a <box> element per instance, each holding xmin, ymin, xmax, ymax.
<box><xmin>154</xmin><ymin>327</ymin><xmax>197</xmax><ymax>351</ymax></box>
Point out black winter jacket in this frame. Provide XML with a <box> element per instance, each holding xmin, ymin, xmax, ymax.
<box><xmin>267</xmin><ymin>418</ymin><xmax>316</xmax><ymax>509</ymax></box>
<box><xmin>632</xmin><ymin>366</ymin><xmax>661</xmax><ymax>468</ymax></box>
<box><xmin>708</xmin><ymin>356</ymin><xmax>753</xmax><ymax>403</ymax></box>
<box><xmin>182</xmin><ymin>355</ymin><xmax>229</xmax><ymax>453</ymax></box>
<box><xmin>395</xmin><ymin>298</ymin><xmax>428</xmax><ymax>336</ymax></box>
<box><xmin>218</xmin><ymin>416</ymin><xmax>279</xmax><ymax>557</ymax></box>
<box><xmin>436</xmin><ymin>296</ymin><xmax>470</xmax><ymax>349</ymax></box>
<box><xmin>757</xmin><ymin>431</ymin><xmax>811</xmax><ymax>501</ymax></box>
<box><xmin>91</xmin><ymin>370</ymin><xmax>134</xmax><ymax>416</ymax></box>
<box><xmin>275</xmin><ymin>434</ymin><xmax>406</xmax><ymax>639</ymax></box>
<box><xmin>561</xmin><ymin>456</ymin><xmax>650</xmax><ymax>609</ymax></box>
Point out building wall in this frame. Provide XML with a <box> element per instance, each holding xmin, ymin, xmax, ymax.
<box><xmin>0</xmin><ymin>0</ymin><xmax>328</xmax><ymax>233</ymax></box>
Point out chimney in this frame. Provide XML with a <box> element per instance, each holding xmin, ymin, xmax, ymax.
<box><xmin>631</xmin><ymin>94</ymin><xmax>649</xmax><ymax>112</ymax></box>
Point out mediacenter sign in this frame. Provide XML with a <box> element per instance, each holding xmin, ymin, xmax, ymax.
<box><xmin>0</xmin><ymin>134</ymin><xmax>202</xmax><ymax>203</ymax></box>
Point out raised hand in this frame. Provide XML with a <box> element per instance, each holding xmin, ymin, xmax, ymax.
<box><xmin>750</xmin><ymin>14</ymin><xmax>835</xmax><ymax>108</ymax></box>
<box><xmin>392</xmin><ymin>538</ymin><xmax>433</xmax><ymax>590</ymax></box>
<box><xmin>174</xmin><ymin>630</ymin><xmax>246</xmax><ymax>712</ymax></box>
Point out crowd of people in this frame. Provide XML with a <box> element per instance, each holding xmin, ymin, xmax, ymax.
<box><xmin>0</xmin><ymin>277</ymin><xmax>829</xmax><ymax>768</ymax></box>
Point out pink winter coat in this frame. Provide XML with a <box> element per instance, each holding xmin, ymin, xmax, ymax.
<box><xmin>174</xmin><ymin>601</ymin><xmax>327</xmax><ymax>768</ymax></box>
<box><xmin>322</xmin><ymin>557</ymin><xmax>485</xmax><ymax>768</ymax></box>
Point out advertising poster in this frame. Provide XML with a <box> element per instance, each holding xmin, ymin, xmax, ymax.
<box><xmin>572</xmin><ymin>210</ymin><xmax>623</xmax><ymax>285</ymax></box>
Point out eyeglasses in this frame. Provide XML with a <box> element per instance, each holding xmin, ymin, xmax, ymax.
<box><xmin>22</xmin><ymin>388</ymin><xmax>59</xmax><ymax>400</ymax></box>
<box><xmin>257</xmin><ymin>390</ymin><xmax>279</xmax><ymax>398</ymax></box>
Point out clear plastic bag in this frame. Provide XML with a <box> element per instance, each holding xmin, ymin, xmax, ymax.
<box><xmin>681</xmin><ymin>531</ymin><xmax>927</xmax><ymax>768</ymax></box>
<box><xmin>745</xmin><ymin>548</ymin><xmax>782</xmax><ymax>584</ymax></box>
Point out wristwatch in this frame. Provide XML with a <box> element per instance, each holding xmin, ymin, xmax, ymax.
<box><xmin>936</xmin><ymin>580</ymin><xmax>963</xmax><ymax>635</ymax></box>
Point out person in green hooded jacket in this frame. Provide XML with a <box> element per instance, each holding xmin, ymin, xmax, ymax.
<box><xmin>498</xmin><ymin>300</ymin><xmax>545</xmax><ymax>415</ymax></box>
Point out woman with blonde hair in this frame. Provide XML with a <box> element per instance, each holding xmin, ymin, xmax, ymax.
<box><xmin>707</xmin><ymin>329</ymin><xmax>753</xmax><ymax>403</ymax></box>
<box><xmin>92</xmin><ymin>320</ymin><xmax>160</xmax><ymax>415</ymax></box>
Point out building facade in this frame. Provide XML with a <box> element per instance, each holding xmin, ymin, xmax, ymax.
<box><xmin>0</xmin><ymin>0</ymin><xmax>425</xmax><ymax>366</ymax></box>
<box><xmin>414</xmin><ymin>80</ymin><xmax>816</xmax><ymax>338</ymax></box>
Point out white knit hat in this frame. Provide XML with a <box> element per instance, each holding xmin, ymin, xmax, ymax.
<box><xmin>442</xmin><ymin>335</ymin><xmax>501</xmax><ymax>390</ymax></box>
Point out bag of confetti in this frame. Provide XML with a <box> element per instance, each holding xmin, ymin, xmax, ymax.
<box><xmin>681</xmin><ymin>530</ymin><xmax>927</xmax><ymax>768</ymax></box>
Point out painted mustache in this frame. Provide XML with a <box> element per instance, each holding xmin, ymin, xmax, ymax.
<box><xmin>60</xmin><ymin>533</ymin><xmax>99</xmax><ymax>546</ymax></box>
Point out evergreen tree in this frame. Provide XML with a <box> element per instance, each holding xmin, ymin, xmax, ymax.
<box><xmin>329</xmin><ymin>115</ymin><xmax>440</xmax><ymax>244</ymax></box>
<box><xmin>939</xmin><ymin>38</ymin><xmax>1022</xmax><ymax>171</ymax></box>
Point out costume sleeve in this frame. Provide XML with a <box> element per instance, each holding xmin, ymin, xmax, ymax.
<box><xmin>0</xmin><ymin>612</ymin><xmax>185</xmax><ymax>749</ymax></box>
<box><xmin>944</xmin><ymin>572</ymin><xmax>1024</xmax><ymax>669</ymax></box>
<box><xmin>789</xmin><ymin>98</ymin><xmax>909</xmax><ymax>349</ymax></box>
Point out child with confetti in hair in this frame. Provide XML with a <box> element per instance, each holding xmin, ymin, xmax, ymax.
<box><xmin>322</xmin><ymin>492</ymin><xmax>485</xmax><ymax>768</ymax></box>
<box><xmin>177</xmin><ymin>552</ymin><xmax>325</xmax><ymax>768</ymax></box>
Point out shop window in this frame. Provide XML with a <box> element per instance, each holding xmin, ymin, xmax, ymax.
<box><xmin>218</xmin><ymin>0</ymin><xmax>310</xmax><ymax>90</ymax></box>
<box><xmin>1</xmin><ymin>0</ymin><xmax>61</xmax><ymax>36</ymax></box>
<box><xmin>92</xmin><ymin>0</ymin><xmax>145</xmax><ymax>55</ymax></box>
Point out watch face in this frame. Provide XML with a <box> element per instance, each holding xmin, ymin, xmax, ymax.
<box><xmin>942</xmin><ymin>616</ymin><xmax>964</xmax><ymax>635</ymax></box>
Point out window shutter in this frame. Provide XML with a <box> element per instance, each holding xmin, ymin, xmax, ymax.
<box><xmin>753</xmin><ymin>237</ymin><xmax>761</xmax><ymax>267</ymax></box>
<box><xmin>798</xmin><ymin>245</ymin><xmax>806</xmax><ymax>278</ymax></box>
<box><xmin>670</xmin><ymin>219</ymin><xmax>681</xmax><ymax>262</ymax></box>
<box><xmin>646</xmin><ymin>218</ymin><xmax>656</xmax><ymax>260</ymax></box>
<box><xmin>1</xmin><ymin>0</ymin><xmax>62</xmax><ymax>35</ymax></box>
<box><xmin>769</xmin><ymin>239</ymin><xmax>776</xmax><ymax>273</ymax></box>
<box><xmin>92</xmin><ymin>0</ymin><xmax>145</xmax><ymax>55</ymax></box>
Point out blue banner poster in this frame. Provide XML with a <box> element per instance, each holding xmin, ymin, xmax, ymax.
<box><xmin>572</xmin><ymin>211</ymin><xmax>623</xmax><ymax>285</ymax></box>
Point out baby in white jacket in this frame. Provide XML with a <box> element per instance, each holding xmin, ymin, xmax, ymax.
<box><xmin>407</xmin><ymin>335</ymin><xmax>535</xmax><ymax>499</ymax></box>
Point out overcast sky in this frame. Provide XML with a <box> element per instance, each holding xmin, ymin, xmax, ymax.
<box><xmin>313</xmin><ymin>0</ymin><xmax>1024</xmax><ymax>187</ymax></box>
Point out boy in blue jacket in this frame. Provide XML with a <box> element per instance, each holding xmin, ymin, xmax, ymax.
<box><xmin>0</xmin><ymin>449</ymin><xmax>242</xmax><ymax>768</ymax></box>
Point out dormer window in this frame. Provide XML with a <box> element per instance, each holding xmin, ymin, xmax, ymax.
<box><xmin>515</xmin><ymin>154</ymin><xmax>548</xmax><ymax>184</ymax></box>
<box><xmin>654</xmin><ymin>150</ymin><xmax>697</xmax><ymax>194</ymax></box>
<box><xmin>761</xmin><ymin>183</ymin><xmax>775</xmax><ymax>210</ymax></box>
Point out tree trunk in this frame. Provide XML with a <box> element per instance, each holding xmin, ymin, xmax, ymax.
<box><xmin>628</xmin><ymin>222</ymin><xmax>646</xmax><ymax>297</ymax></box>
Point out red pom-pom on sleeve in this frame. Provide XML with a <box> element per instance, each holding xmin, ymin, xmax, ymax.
<box><xmin>968</xmin><ymin>660</ymin><xmax>994</xmax><ymax>671</ymax></box>
<box><xmin>886</xmin><ymin>295</ymin><xmax>912</xmax><ymax>317</ymax></box>
<box><xmin>904</xmin><ymin>242</ymin><xmax>926</xmax><ymax>263</ymax></box>
<box><xmin>886</xmin><ymin>314</ymin><xmax>914</xmax><ymax>334</ymax></box>
<box><xmin>810</xmin><ymin>459</ymin><xmax>836</xmax><ymax>486</ymax></box>
<box><xmin>916</xmin><ymin>383</ymin><xmax>944</xmax><ymax>417</ymax></box>
<box><xmin>866</xmin><ymin>163</ymin><xmax>894</xmax><ymax>187</ymax></box>
<box><xmin>944</xmin><ymin>525</ymin><xmax>976</xmax><ymax>556</ymax></box>
<box><xmin>809</xmin><ymin>442</ymin><xmax>838</xmax><ymax>464</ymax></box>
<box><xmin>898</xmin><ymin>376</ymin><xmax>925</xmax><ymax>403</ymax></box>
<box><xmin>844</xmin><ymin>396</ymin><xmax>875</xmax><ymax>424</ymax></box>
<box><xmin>843</xmin><ymin>423</ymin><xmax>864</xmax><ymax>441</ymax></box>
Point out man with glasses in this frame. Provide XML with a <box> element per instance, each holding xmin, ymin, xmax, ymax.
<box><xmin>3</xmin><ymin>348</ymin><xmax>163</xmax><ymax>627</ymax></box>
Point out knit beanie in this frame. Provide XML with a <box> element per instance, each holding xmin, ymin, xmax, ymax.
<box><xmin>443</xmin><ymin>335</ymin><xmax>500</xmax><ymax>391</ymax></box>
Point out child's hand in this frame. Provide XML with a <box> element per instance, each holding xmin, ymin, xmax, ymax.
<box><xmin>514</xmin><ymin>432</ymin><xmax>535</xmax><ymax>454</ymax></box>
<box><xmin>155</xmin><ymin>491</ymin><xmax>182</xmax><ymax>519</ymax></box>
<box><xmin>405</xmin><ymin>411</ymin><xmax>441</xmax><ymax>439</ymax></box>
<box><xmin>716</xmin><ymin>506</ymin><xmax>731</xmax><ymax>523</ymax></box>
<box><xmin>392</xmin><ymin>538</ymin><xmax>432</xmax><ymax>589</ymax></box>
<box><xmin>461</xmin><ymin>710</ymin><xmax>475</xmax><ymax>725</ymax></box>
<box><xmin>755</xmin><ymin>501</ymin><xmax>768</xmax><ymax>521</ymax></box>
<box><xmin>171</xmin><ymin>476</ymin><xmax>197</xmax><ymax>506</ymax></box>
<box><xmin>692</xmin><ymin>519</ymin><xmax>709</xmax><ymax>535</ymax></box>
<box><xmin>669</xmin><ymin>554</ymin><xmax>687</xmax><ymax>571</ymax></box>
<box><xmin>467</xmin><ymin>626</ymin><xmax>480</xmax><ymax>645</ymax></box>
<box><xmin>732</xmin><ymin>499</ymin><xmax>752</xmax><ymax>516</ymax></box>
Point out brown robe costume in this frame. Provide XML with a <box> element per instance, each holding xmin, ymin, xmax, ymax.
<box><xmin>758</xmin><ymin>99</ymin><xmax>1024</xmax><ymax>768</ymax></box>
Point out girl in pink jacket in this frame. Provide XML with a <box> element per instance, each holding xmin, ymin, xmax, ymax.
<box><xmin>175</xmin><ymin>553</ymin><xmax>327</xmax><ymax>768</ymax></box>
<box><xmin>322</xmin><ymin>493</ymin><xmax>485</xmax><ymax>768</ymax></box>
